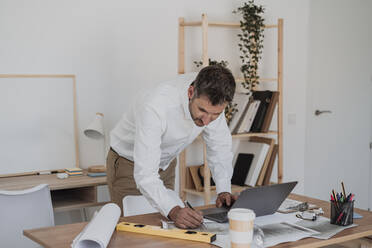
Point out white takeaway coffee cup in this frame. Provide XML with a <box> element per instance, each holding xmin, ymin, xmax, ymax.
<box><xmin>228</xmin><ymin>208</ymin><xmax>256</xmax><ymax>248</ymax></box>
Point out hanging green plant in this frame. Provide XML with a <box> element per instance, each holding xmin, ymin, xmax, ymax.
<box><xmin>224</xmin><ymin>101</ymin><xmax>238</xmax><ymax>126</ymax></box>
<box><xmin>234</xmin><ymin>0</ymin><xmax>265</xmax><ymax>92</ymax></box>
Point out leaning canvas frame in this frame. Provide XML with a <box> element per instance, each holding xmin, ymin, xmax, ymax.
<box><xmin>249</xmin><ymin>136</ymin><xmax>275</xmax><ymax>186</ymax></box>
<box><xmin>0</xmin><ymin>74</ymin><xmax>79</xmax><ymax>177</ymax></box>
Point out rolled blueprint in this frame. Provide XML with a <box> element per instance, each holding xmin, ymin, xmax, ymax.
<box><xmin>72</xmin><ymin>203</ymin><xmax>121</xmax><ymax>248</ymax></box>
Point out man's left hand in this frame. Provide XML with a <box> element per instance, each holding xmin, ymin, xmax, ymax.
<box><xmin>216</xmin><ymin>192</ymin><xmax>238</xmax><ymax>208</ymax></box>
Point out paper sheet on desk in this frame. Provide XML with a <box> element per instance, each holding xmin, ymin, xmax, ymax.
<box><xmin>164</xmin><ymin>213</ymin><xmax>314</xmax><ymax>247</ymax></box>
<box><xmin>254</xmin><ymin>212</ymin><xmax>299</xmax><ymax>226</ymax></box>
<box><xmin>71</xmin><ymin>203</ymin><xmax>121</xmax><ymax>248</ymax></box>
<box><xmin>212</xmin><ymin>222</ymin><xmax>319</xmax><ymax>248</ymax></box>
<box><xmin>295</xmin><ymin>216</ymin><xmax>358</xmax><ymax>239</ymax></box>
<box><xmin>211</xmin><ymin>213</ymin><xmax>312</xmax><ymax>248</ymax></box>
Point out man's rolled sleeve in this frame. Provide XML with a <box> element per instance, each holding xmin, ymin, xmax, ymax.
<box><xmin>202</xmin><ymin>113</ymin><xmax>233</xmax><ymax>194</ymax></box>
<box><xmin>133</xmin><ymin>104</ymin><xmax>184</xmax><ymax>217</ymax></box>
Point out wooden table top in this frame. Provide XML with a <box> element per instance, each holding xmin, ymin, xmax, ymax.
<box><xmin>0</xmin><ymin>172</ymin><xmax>107</xmax><ymax>191</ymax></box>
<box><xmin>24</xmin><ymin>194</ymin><xmax>372</xmax><ymax>248</ymax></box>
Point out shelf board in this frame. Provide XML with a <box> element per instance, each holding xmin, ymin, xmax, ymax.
<box><xmin>183</xmin><ymin>188</ymin><xmax>204</xmax><ymax>197</ymax></box>
<box><xmin>53</xmin><ymin>199</ymin><xmax>109</xmax><ymax>212</ymax></box>
<box><xmin>232</xmin><ymin>131</ymin><xmax>278</xmax><ymax>139</ymax></box>
<box><xmin>183</xmin><ymin>185</ymin><xmax>249</xmax><ymax>197</ymax></box>
<box><xmin>181</xmin><ymin>21</ymin><xmax>278</xmax><ymax>29</ymax></box>
<box><xmin>195</xmin><ymin>131</ymin><xmax>277</xmax><ymax>142</ymax></box>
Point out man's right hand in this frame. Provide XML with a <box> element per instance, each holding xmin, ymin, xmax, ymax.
<box><xmin>168</xmin><ymin>206</ymin><xmax>204</xmax><ymax>229</ymax></box>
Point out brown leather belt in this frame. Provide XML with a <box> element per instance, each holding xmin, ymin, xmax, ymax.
<box><xmin>110</xmin><ymin>147</ymin><xmax>134</xmax><ymax>164</ymax></box>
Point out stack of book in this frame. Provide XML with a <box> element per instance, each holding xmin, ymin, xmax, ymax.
<box><xmin>87</xmin><ymin>165</ymin><xmax>106</xmax><ymax>177</ymax></box>
<box><xmin>229</xmin><ymin>90</ymin><xmax>279</xmax><ymax>134</ymax></box>
<box><xmin>65</xmin><ymin>167</ymin><xmax>83</xmax><ymax>176</ymax></box>
<box><xmin>231</xmin><ymin>139</ymin><xmax>278</xmax><ymax>187</ymax></box>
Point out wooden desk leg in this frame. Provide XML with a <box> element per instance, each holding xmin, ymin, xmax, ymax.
<box><xmin>80</xmin><ymin>208</ymin><xmax>88</xmax><ymax>221</ymax></box>
<box><xmin>203</xmin><ymin>190</ymin><xmax>211</xmax><ymax>206</ymax></box>
<box><xmin>361</xmin><ymin>237</ymin><xmax>372</xmax><ymax>248</ymax></box>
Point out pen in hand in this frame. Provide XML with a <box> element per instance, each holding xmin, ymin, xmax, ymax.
<box><xmin>185</xmin><ymin>201</ymin><xmax>207</xmax><ymax>230</ymax></box>
<box><xmin>185</xmin><ymin>201</ymin><xmax>195</xmax><ymax>210</ymax></box>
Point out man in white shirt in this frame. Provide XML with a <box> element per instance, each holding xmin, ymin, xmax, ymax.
<box><xmin>107</xmin><ymin>65</ymin><xmax>237</xmax><ymax>228</ymax></box>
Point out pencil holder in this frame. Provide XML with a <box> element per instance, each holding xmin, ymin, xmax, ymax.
<box><xmin>330</xmin><ymin>200</ymin><xmax>354</xmax><ymax>226</ymax></box>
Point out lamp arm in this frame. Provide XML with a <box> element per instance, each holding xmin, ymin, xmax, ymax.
<box><xmin>103</xmin><ymin>129</ymin><xmax>109</xmax><ymax>165</ymax></box>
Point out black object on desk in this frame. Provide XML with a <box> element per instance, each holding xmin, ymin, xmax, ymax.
<box><xmin>330</xmin><ymin>185</ymin><xmax>354</xmax><ymax>226</ymax></box>
<box><xmin>331</xmin><ymin>200</ymin><xmax>354</xmax><ymax>226</ymax></box>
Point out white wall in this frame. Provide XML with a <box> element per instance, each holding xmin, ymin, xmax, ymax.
<box><xmin>0</xmin><ymin>0</ymin><xmax>311</xmax><ymax>221</ymax></box>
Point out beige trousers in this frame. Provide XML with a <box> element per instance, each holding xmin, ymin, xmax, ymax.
<box><xmin>106</xmin><ymin>148</ymin><xmax>176</xmax><ymax>216</ymax></box>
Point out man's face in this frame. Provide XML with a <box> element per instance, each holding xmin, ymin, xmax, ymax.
<box><xmin>188</xmin><ymin>86</ymin><xmax>227</xmax><ymax>127</ymax></box>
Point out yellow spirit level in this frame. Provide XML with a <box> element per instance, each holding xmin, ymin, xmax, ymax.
<box><xmin>116</xmin><ymin>222</ymin><xmax>216</xmax><ymax>243</ymax></box>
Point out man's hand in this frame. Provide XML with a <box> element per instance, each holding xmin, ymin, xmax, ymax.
<box><xmin>216</xmin><ymin>192</ymin><xmax>238</xmax><ymax>208</ymax></box>
<box><xmin>168</xmin><ymin>206</ymin><xmax>203</xmax><ymax>229</ymax></box>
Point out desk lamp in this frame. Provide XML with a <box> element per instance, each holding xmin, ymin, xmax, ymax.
<box><xmin>84</xmin><ymin>112</ymin><xmax>107</xmax><ymax>170</ymax></box>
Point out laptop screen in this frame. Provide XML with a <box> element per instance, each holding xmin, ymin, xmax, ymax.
<box><xmin>231</xmin><ymin>181</ymin><xmax>298</xmax><ymax>216</ymax></box>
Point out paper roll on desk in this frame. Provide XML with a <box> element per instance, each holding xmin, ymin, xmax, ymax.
<box><xmin>71</xmin><ymin>203</ymin><xmax>121</xmax><ymax>248</ymax></box>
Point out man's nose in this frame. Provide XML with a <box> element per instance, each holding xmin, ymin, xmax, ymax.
<box><xmin>201</xmin><ymin>115</ymin><xmax>212</xmax><ymax>126</ymax></box>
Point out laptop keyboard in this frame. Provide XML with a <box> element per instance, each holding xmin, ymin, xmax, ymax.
<box><xmin>206</xmin><ymin>212</ymin><xmax>228</xmax><ymax>221</ymax></box>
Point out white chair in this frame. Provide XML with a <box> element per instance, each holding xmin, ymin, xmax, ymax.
<box><xmin>0</xmin><ymin>184</ymin><xmax>55</xmax><ymax>248</ymax></box>
<box><xmin>122</xmin><ymin>195</ymin><xmax>158</xmax><ymax>217</ymax></box>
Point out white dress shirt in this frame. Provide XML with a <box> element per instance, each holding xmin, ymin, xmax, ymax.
<box><xmin>110</xmin><ymin>73</ymin><xmax>233</xmax><ymax>217</ymax></box>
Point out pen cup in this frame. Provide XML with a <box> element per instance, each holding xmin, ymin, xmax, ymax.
<box><xmin>330</xmin><ymin>200</ymin><xmax>354</xmax><ymax>226</ymax></box>
<box><xmin>228</xmin><ymin>208</ymin><xmax>255</xmax><ymax>248</ymax></box>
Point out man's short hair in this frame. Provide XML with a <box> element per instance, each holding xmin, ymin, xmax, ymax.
<box><xmin>193</xmin><ymin>65</ymin><xmax>236</xmax><ymax>105</ymax></box>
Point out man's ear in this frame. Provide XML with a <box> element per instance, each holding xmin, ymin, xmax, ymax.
<box><xmin>187</xmin><ymin>85</ymin><xmax>195</xmax><ymax>99</ymax></box>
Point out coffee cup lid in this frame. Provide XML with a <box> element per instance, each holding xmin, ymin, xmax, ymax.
<box><xmin>228</xmin><ymin>208</ymin><xmax>255</xmax><ymax>221</ymax></box>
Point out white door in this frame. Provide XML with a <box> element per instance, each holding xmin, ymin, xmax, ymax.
<box><xmin>305</xmin><ymin>0</ymin><xmax>372</xmax><ymax>210</ymax></box>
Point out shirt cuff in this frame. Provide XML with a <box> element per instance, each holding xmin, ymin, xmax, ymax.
<box><xmin>215</xmin><ymin>179</ymin><xmax>231</xmax><ymax>195</ymax></box>
<box><xmin>162</xmin><ymin>190</ymin><xmax>185</xmax><ymax>217</ymax></box>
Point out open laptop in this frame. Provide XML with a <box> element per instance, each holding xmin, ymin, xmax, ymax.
<box><xmin>202</xmin><ymin>181</ymin><xmax>298</xmax><ymax>223</ymax></box>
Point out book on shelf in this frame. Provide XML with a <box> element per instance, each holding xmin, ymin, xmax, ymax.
<box><xmin>87</xmin><ymin>172</ymin><xmax>106</xmax><ymax>177</ymax></box>
<box><xmin>65</xmin><ymin>167</ymin><xmax>83</xmax><ymax>176</ymax></box>
<box><xmin>198</xmin><ymin>165</ymin><xmax>215</xmax><ymax>187</ymax></box>
<box><xmin>250</xmin><ymin>91</ymin><xmax>273</xmax><ymax>133</ymax></box>
<box><xmin>260</xmin><ymin>91</ymin><xmax>279</xmax><ymax>133</ymax></box>
<box><xmin>229</xmin><ymin>90</ymin><xmax>278</xmax><ymax>134</ymax></box>
<box><xmin>232</xmin><ymin>97</ymin><xmax>250</xmax><ymax>134</ymax></box>
<box><xmin>255</xmin><ymin>138</ymin><xmax>275</xmax><ymax>186</ymax></box>
<box><xmin>65</xmin><ymin>167</ymin><xmax>83</xmax><ymax>173</ymax></box>
<box><xmin>262</xmin><ymin>144</ymin><xmax>279</xmax><ymax>185</ymax></box>
<box><xmin>243</xmin><ymin>137</ymin><xmax>275</xmax><ymax>187</ymax></box>
<box><xmin>188</xmin><ymin>165</ymin><xmax>203</xmax><ymax>192</ymax></box>
<box><xmin>187</xmin><ymin>165</ymin><xmax>216</xmax><ymax>192</ymax></box>
<box><xmin>236</xmin><ymin>100</ymin><xmax>261</xmax><ymax>134</ymax></box>
<box><xmin>231</xmin><ymin>153</ymin><xmax>254</xmax><ymax>186</ymax></box>
<box><xmin>244</xmin><ymin>143</ymin><xmax>269</xmax><ymax>187</ymax></box>
<box><xmin>228</xmin><ymin>92</ymin><xmax>250</xmax><ymax>133</ymax></box>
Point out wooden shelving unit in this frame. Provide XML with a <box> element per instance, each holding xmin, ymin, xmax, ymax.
<box><xmin>178</xmin><ymin>14</ymin><xmax>283</xmax><ymax>205</ymax></box>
